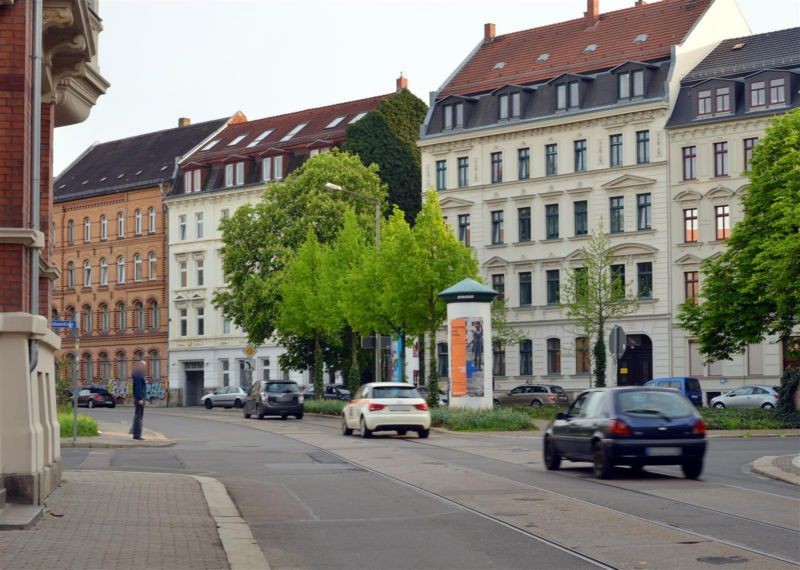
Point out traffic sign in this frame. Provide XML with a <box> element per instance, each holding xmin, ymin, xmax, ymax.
<box><xmin>609</xmin><ymin>325</ymin><xmax>626</xmax><ymax>360</ymax></box>
<box><xmin>51</xmin><ymin>320</ymin><xmax>76</xmax><ymax>329</ymax></box>
<box><xmin>242</xmin><ymin>344</ymin><xmax>257</xmax><ymax>359</ymax></box>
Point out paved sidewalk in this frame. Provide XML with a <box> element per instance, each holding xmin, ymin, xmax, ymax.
<box><xmin>752</xmin><ymin>454</ymin><xmax>800</xmax><ymax>486</ymax></box>
<box><xmin>61</xmin><ymin>418</ymin><xmax>175</xmax><ymax>448</ymax></box>
<box><xmin>0</xmin><ymin>471</ymin><xmax>231</xmax><ymax>569</ymax></box>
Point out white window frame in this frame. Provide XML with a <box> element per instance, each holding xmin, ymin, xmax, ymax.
<box><xmin>148</xmin><ymin>207</ymin><xmax>156</xmax><ymax>233</ymax></box>
<box><xmin>84</xmin><ymin>217</ymin><xmax>91</xmax><ymax>242</ymax></box>
<box><xmin>134</xmin><ymin>209</ymin><xmax>142</xmax><ymax>234</ymax></box>
<box><xmin>117</xmin><ymin>256</ymin><xmax>126</xmax><ymax>284</ymax></box>
<box><xmin>83</xmin><ymin>260</ymin><xmax>92</xmax><ymax>287</ymax></box>
<box><xmin>196</xmin><ymin>212</ymin><xmax>204</xmax><ymax>238</ymax></box>
<box><xmin>133</xmin><ymin>254</ymin><xmax>142</xmax><ymax>281</ymax></box>
<box><xmin>117</xmin><ymin>213</ymin><xmax>125</xmax><ymax>238</ymax></box>
<box><xmin>178</xmin><ymin>214</ymin><xmax>187</xmax><ymax>240</ymax></box>
<box><xmin>100</xmin><ymin>215</ymin><xmax>108</xmax><ymax>240</ymax></box>
<box><xmin>196</xmin><ymin>258</ymin><xmax>204</xmax><ymax>287</ymax></box>
<box><xmin>99</xmin><ymin>258</ymin><xmax>108</xmax><ymax>286</ymax></box>
<box><xmin>225</xmin><ymin>164</ymin><xmax>234</xmax><ymax>187</ymax></box>
<box><xmin>148</xmin><ymin>252</ymin><xmax>157</xmax><ymax>279</ymax></box>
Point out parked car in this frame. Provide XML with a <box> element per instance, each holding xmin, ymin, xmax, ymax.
<box><xmin>416</xmin><ymin>386</ymin><xmax>449</xmax><ymax>406</ymax></box>
<box><xmin>494</xmin><ymin>384</ymin><xmax>569</xmax><ymax>407</ymax></box>
<box><xmin>243</xmin><ymin>380</ymin><xmax>304</xmax><ymax>420</ymax></box>
<box><xmin>341</xmin><ymin>382</ymin><xmax>431</xmax><ymax>439</ymax></box>
<box><xmin>643</xmin><ymin>377</ymin><xmax>703</xmax><ymax>407</ymax></box>
<box><xmin>303</xmin><ymin>384</ymin><xmax>351</xmax><ymax>401</ymax></box>
<box><xmin>68</xmin><ymin>386</ymin><xmax>115</xmax><ymax>408</ymax></box>
<box><xmin>201</xmin><ymin>386</ymin><xmax>248</xmax><ymax>409</ymax></box>
<box><xmin>710</xmin><ymin>385</ymin><xmax>778</xmax><ymax>410</ymax></box>
<box><xmin>543</xmin><ymin>387</ymin><xmax>707</xmax><ymax>479</ymax></box>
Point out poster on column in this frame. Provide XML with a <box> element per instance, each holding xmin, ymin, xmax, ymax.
<box><xmin>450</xmin><ymin>317</ymin><xmax>484</xmax><ymax>398</ymax></box>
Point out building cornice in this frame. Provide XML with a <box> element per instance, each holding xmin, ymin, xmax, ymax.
<box><xmin>0</xmin><ymin>228</ymin><xmax>45</xmax><ymax>249</ymax></box>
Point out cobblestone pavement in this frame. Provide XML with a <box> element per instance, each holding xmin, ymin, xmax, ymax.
<box><xmin>0</xmin><ymin>471</ymin><xmax>229</xmax><ymax>570</ymax></box>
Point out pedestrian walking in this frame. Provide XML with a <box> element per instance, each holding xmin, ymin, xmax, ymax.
<box><xmin>131</xmin><ymin>360</ymin><xmax>147</xmax><ymax>440</ymax></box>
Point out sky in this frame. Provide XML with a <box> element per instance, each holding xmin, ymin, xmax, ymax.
<box><xmin>53</xmin><ymin>0</ymin><xmax>800</xmax><ymax>175</ymax></box>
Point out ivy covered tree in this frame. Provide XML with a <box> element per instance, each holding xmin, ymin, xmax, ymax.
<box><xmin>345</xmin><ymin>89</ymin><xmax>427</xmax><ymax>222</ymax></box>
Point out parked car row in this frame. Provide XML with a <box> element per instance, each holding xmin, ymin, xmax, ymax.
<box><xmin>66</xmin><ymin>386</ymin><xmax>116</xmax><ymax>408</ymax></box>
<box><xmin>493</xmin><ymin>384</ymin><xmax>569</xmax><ymax>408</ymax></box>
<box><xmin>303</xmin><ymin>384</ymin><xmax>351</xmax><ymax>401</ymax></box>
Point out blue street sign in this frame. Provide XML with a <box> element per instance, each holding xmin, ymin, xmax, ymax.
<box><xmin>51</xmin><ymin>320</ymin><xmax>76</xmax><ymax>329</ymax></box>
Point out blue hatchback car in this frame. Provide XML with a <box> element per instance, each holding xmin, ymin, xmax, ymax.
<box><xmin>544</xmin><ymin>387</ymin><xmax>707</xmax><ymax>479</ymax></box>
<box><xmin>644</xmin><ymin>377</ymin><xmax>703</xmax><ymax>407</ymax></box>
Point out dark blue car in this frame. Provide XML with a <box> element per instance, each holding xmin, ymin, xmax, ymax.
<box><xmin>543</xmin><ymin>387</ymin><xmax>706</xmax><ymax>479</ymax></box>
<box><xmin>643</xmin><ymin>377</ymin><xmax>704</xmax><ymax>407</ymax></box>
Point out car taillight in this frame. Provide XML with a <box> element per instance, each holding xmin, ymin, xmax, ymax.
<box><xmin>415</xmin><ymin>402</ymin><xmax>428</xmax><ymax>411</ymax></box>
<box><xmin>368</xmin><ymin>403</ymin><xmax>385</xmax><ymax>412</ymax></box>
<box><xmin>607</xmin><ymin>419</ymin><xmax>631</xmax><ymax>436</ymax></box>
<box><xmin>693</xmin><ymin>419</ymin><xmax>706</xmax><ymax>436</ymax></box>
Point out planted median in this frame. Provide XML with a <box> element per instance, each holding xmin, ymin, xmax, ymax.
<box><xmin>57</xmin><ymin>412</ymin><xmax>99</xmax><ymax>437</ymax></box>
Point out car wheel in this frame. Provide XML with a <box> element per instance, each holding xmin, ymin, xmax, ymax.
<box><xmin>418</xmin><ymin>429</ymin><xmax>430</xmax><ymax>439</ymax></box>
<box><xmin>234</xmin><ymin>399</ymin><xmax>243</xmax><ymax>408</ymax></box>
<box><xmin>713</xmin><ymin>402</ymin><xmax>725</xmax><ymax>409</ymax></box>
<box><xmin>204</xmin><ymin>399</ymin><xmax>213</xmax><ymax>410</ymax></box>
<box><xmin>531</xmin><ymin>399</ymin><xmax>542</xmax><ymax>408</ymax></box>
<box><xmin>592</xmin><ymin>442</ymin><xmax>613</xmax><ymax>479</ymax></box>
<box><xmin>761</xmin><ymin>402</ymin><xmax>775</xmax><ymax>410</ymax></box>
<box><xmin>682</xmin><ymin>458</ymin><xmax>703</xmax><ymax>479</ymax></box>
<box><xmin>257</xmin><ymin>405</ymin><xmax>265</xmax><ymax>420</ymax></box>
<box><xmin>87</xmin><ymin>400</ymin><xmax>95</xmax><ymax>409</ymax></box>
<box><xmin>397</xmin><ymin>430</ymin><xmax>408</xmax><ymax>436</ymax></box>
<box><xmin>543</xmin><ymin>437</ymin><xmax>561</xmax><ymax>471</ymax></box>
<box><xmin>360</xmin><ymin>417</ymin><xmax>372</xmax><ymax>438</ymax></box>
<box><xmin>342</xmin><ymin>415</ymin><xmax>353</xmax><ymax>436</ymax></box>
<box><xmin>295</xmin><ymin>413</ymin><xmax>304</xmax><ymax>420</ymax></box>
<box><xmin>243</xmin><ymin>406</ymin><xmax>251</xmax><ymax>419</ymax></box>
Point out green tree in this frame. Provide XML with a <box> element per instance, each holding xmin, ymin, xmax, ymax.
<box><xmin>560</xmin><ymin>229</ymin><xmax>638</xmax><ymax>387</ymax></box>
<box><xmin>345</xmin><ymin>89</ymin><xmax>428</xmax><ymax>221</ymax></box>
<box><xmin>678</xmin><ymin>109</ymin><xmax>800</xmax><ymax>363</ymax></box>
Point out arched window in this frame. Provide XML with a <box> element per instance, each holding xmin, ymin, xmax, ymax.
<box><xmin>149</xmin><ymin>350</ymin><xmax>160</xmax><ymax>380</ymax></box>
<box><xmin>65</xmin><ymin>353</ymin><xmax>76</xmax><ymax>382</ymax></box>
<box><xmin>116</xmin><ymin>302</ymin><xmax>126</xmax><ymax>332</ymax></box>
<box><xmin>83</xmin><ymin>259</ymin><xmax>92</xmax><ymax>287</ymax></box>
<box><xmin>134</xmin><ymin>209</ymin><xmax>142</xmax><ymax>235</ymax></box>
<box><xmin>100</xmin><ymin>215</ymin><xmax>108</xmax><ymax>240</ymax></box>
<box><xmin>67</xmin><ymin>306</ymin><xmax>76</xmax><ymax>325</ymax></box>
<box><xmin>82</xmin><ymin>305</ymin><xmax>93</xmax><ymax>335</ymax></box>
<box><xmin>117</xmin><ymin>256</ymin><xmax>126</xmax><ymax>283</ymax></box>
<box><xmin>81</xmin><ymin>353</ymin><xmax>93</xmax><ymax>384</ymax></box>
<box><xmin>149</xmin><ymin>300</ymin><xmax>160</xmax><ymax>330</ymax></box>
<box><xmin>116</xmin><ymin>351</ymin><xmax>127</xmax><ymax>381</ymax></box>
<box><xmin>148</xmin><ymin>207</ymin><xmax>156</xmax><ymax>233</ymax></box>
<box><xmin>67</xmin><ymin>220</ymin><xmax>75</xmax><ymax>245</ymax></box>
<box><xmin>148</xmin><ymin>251</ymin><xmax>157</xmax><ymax>279</ymax></box>
<box><xmin>519</xmin><ymin>339</ymin><xmax>533</xmax><ymax>376</ymax></box>
<box><xmin>547</xmin><ymin>338</ymin><xmax>561</xmax><ymax>375</ymax></box>
<box><xmin>99</xmin><ymin>257</ymin><xmax>108</xmax><ymax>286</ymax></box>
<box><xmin>99</xmin><ymin>352</ymin><xmax>110</xmax><ymax>382</ymax></box>
<box><xmin>134</xmin><ymin>301</ymin><xmax>145</xmax><ymax>330</ymax></box>
<box><xmin>100</xmin><ymin>304</ymin><xmax>110</xmax><ymax>332</ymax></box>
<box><xmin>133</xmin><ymin>253</ymin><xmax>142</xmax><ymax>281</ymax></box>
<box><xmin>66</xmin><ymin>261</ymin><xmax>75</xmax><ymax>289</ymax></box>
<box><xmin>51</xmin><ymin>308</ymin><xmax>59</xmax><ymax>322</ymax></box>
<box><xmin>83</xmin><ymin>217</ymin><xmax>91</xmax><ymax>242</ymax></box>
<box><xmin>117</xmin><ymin>212</ymin><xmax>125</xmax><ymax>238</ymax></box>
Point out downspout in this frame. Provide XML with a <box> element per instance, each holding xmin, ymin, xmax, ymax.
<box><xmin>29</xmin><ymin>0</ymin><xmax>43</xmax><ymax>371</ymax></box>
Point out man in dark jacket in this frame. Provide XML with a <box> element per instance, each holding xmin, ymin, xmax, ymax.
<box><xmin>132</xmin><ymin>360</ymin><xmax>147</xmax><ymax>440</ymax></box>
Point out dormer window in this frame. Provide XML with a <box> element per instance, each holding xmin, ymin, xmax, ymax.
<box><xmin>262</xmin><ymin>156</ymin><xmax>284</xmax><ymax>182</ymax></box>
<box><xmin>498</xmin><ymin>94</ymin><xmax>509</xmax><ymax>119</ymax></box>
<box><xmin>183</xmin><ymin>169</ymin><xmax>202</xmax><ymax>193</ymax></box>
<box><xmin>750</xmin><ymin>81</ymin><xmax>766</xmax><ymax>107</ymax></box>
<box><xmin>556</xmin><ymin>82</ymin><xmax>579</xmax><ymax>111</ymax></box>
<box><xmin>698</xmin><ymin>90</ymin><xmax>712</xmax><ymax>115</ymax></box>
<box><xmin>716</xmin><ymin>87</ymin><xmax>731</xmax><ymax>112</ymax></box>
<box><xmin>510</xmin><ymin>92</ymin><xmax>521</xmax><ymax>118</ymax></box>
<box><xmin>769</xmin><ymin>78</ymin><xmax>785</xmax><ymax>104</ymax></box>
<box><xmin>618</xmin><ymin>70</ymin><xmax>644</xmax><ymax>100</ymax></box>
<box><xmin>225</xmin><ymin>161</ymin><xmax>246</xmax><ymax>187</ymax></box>
<box><xmin>443</xmin><ymin>103</ymin><xmax>465</xmax><ymax>129</ymax></box>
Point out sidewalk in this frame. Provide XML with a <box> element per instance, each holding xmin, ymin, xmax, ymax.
<box><xmin>752</xmin><ymin>454</ymin><xmax>800</xmax><ymax>486</ymax></box>
<box><xmin>61</xmin><ymin>418</ymin><xmax>176</xmax><ymax>448</ymax></box>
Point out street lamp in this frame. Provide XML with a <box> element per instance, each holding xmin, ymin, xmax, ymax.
<box><xmin>324</xmin><ymin>182</ymin><xmax>383</xmax><ymax>382</ymax></box>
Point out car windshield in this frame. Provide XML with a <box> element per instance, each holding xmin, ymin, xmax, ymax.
<box><xmin>372</xmin><ymin>386</ymin><xmax>421</xmax><ymax>399</ymax></box>
<box><xmin>616</xmin><ymin>390</ymin><xmax>694</xmax><ymax>419</ymax></box>
<box><xmin>266</xmin><ymin>382</ymin><xmax>299</xmax><ymax>394</ymax></box>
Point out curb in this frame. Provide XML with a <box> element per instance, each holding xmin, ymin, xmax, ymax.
<box><xmin>192</xmin><ymin>475</ymin><xmax>271</xmax><ymax>570</ymax></box>
<box><xmin>751</xmin><ymin>456</ymin><xmax>800</xmax><ymax>486</ymax></box>
<box><xmin>60</xmin><ymin>439</ymin><xmax>176</xmax><ymax>449</ymax></box>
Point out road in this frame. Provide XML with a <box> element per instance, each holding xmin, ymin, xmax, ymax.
<box><xmin>68</xmin><ymin>408</ymin><xmax>800</xmax><ymax>570</ymax></box>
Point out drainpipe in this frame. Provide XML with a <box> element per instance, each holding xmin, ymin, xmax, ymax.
<box><xmin>29</xmin><ymin>0</ymin><xmax>43</xmax><ymax>371</ymax></box>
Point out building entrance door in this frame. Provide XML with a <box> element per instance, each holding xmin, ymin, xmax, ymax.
<box><xmin>617</xmin><ymin>334</ymin><xmax>652</xmax><ymax>386</ymax></box>
<box><xmin>184</xmin><ymin>364</ymin><xmax>205</xmax><ymax>406</ymax></box>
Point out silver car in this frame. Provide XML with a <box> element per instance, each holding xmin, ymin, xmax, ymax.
<box><xmin>201</xmin><ymin>386</ymin><xmax>248</xmax><ymax>409</ymax></box>
<box><xmin>710</xmin><ymin>385</ymin><xmax>778</xmax><ymax>410</ymax></box>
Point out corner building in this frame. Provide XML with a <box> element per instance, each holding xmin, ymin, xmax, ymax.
<box><xmin>418</xmin><ymin>0</ymin><xmax>749</xmax><ymax>395</ymax></box>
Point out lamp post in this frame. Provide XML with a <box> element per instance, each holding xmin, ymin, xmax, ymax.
<box><xmin>324</xmin><ymin>182</ymin><xmax>382</xmax><ymax>382</ymax></box>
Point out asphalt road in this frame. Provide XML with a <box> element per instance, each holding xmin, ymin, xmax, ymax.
<box><xmin>68</xmin><ymin>408</ymin><xmax>800</xmax><ymax>570</ymax></box>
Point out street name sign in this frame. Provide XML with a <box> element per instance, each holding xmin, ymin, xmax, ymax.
<box><xmin>51</xmin><ymin>320</ymin><xmax>76</xmax><ymax>329</ymax></box>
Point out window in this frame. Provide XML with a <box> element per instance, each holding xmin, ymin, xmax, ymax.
<box><xmin>82</xmin><ymin>305</ymin><xmax>93</xmax><ymax>335</ymax></box>
<box><xmin>436</xmin><ymin>160</ymin><xmax>447</xmax><ymax>191</ymax></box>
<box><xmin>491</xmin><ymin>274</ymin><xmax>505</xmax><ymax>299</ymax></box>
<box><xmin>546</xmin><ymin>270</ymin><xmax>560</xmax><ymax>305</ymax></box>
<box><xmin>491</xmin><ymin>210</ymin><xmax>504</xmax><ymax>244</ymax></box>
<box><xmin>698</xmin><ymin>90</ymin><xmax>712</xmax><ymax>115</ymax></box>
<box><xmin>179</xmin><ymin>260</ymin><xmax>187</xmax><ymax>287</ymax></box>
<box><xmin>98</xmin><ymin>353</ymin><xmax>110</xmax><ymax>382</ymax></box>
<box><xmin>99</xmin><ymin>258</ymin><xmax>108</xmax><ymax>286</ymax></box>
<box><xmin>150</xmin><ymin>301</ymin><xmax>160</xmax><ymax>330</ymax></box>
<box><xmin>609</xmin><ymin>196</ymin><xmax>624</xmax><ymax>233</ymax></box>
<box><xmin>545</xmin><ymin>204</ymin><xmax>559</xmax><ymax>239</ymax></box>
<box><xmin>100</xmin><ymin>304</ymin><xmax>109</xmax><ymax>333</ymax></box>
<box><xmin>576</xmin><ymin>337</ymin><xmax>590</xmax><ymax>374</ymax></box>
<box><xmin>193</xmin><ymin>170</ymin><xmax>202</xmax><ymax>193</ymax></box>
<box><xmin>134</xmin><ymin>301</ymin><xmax>144</xmax><ymax>331</ymax></box>
<box><xmin>196</xmin><ymin>259</ymin><xmax>204</xmax><ymax>286</ymax></box>
<box><xmin>556</xmin><ymin>81</ymin><xmax>579</xmax><ymax>110</ymax></box>
<box><xmin>196</xmin><ymin>308</ymin><xmax>205</xmax><ymax>336</ymax></box>
<box><xmin>609</xmin><ymin>134</ymin><xmax>622</xmax><ymax>167</ymax></box>
<box><xmin>545</xmin><ymin>144</ymin><xmax>558</xmax><ymax>176</ymax></box>
<box><xmin>498</xmin><ymin>94</ymin><xmax>509</xmax><ymax>120</ymax></box>
<box><xmin>750</xmin><ymin>81</ymin><xmax>766</xmax><ymax>107</ymax></box>
<box><xmin>547</xmin><ymin>339</ymin><xmax>561</xmax><ymax>374</ymax></box>
<box><xmin>83</xmin><ymin>217</ymin><xmax>91</xmax><ymax>242</ymax></box>
<box><xmin>67</xmin><ymin>220</ymin><xmax>75</xmax><ymax>245</ymax></box>
<box><xmin>610</xmin><ymin>264</ymin><xmax>626</xmax><ymax>299</ymax></box>
<box><xmin>744</xmin><ymin>137</ymin><xmax>758</xmax><ymax>170</ymax></box>
<box><xmin>196</xmin><ymin>212</ymin><xmax>204</xmax><ymax>238</ymax></box>
<box><xmin>83</xmin><ymin>259</ymin><xmax>92</xmax><ymax>287</ymax></box>
<box><xmin>281</xmin><ymin>122</ymin><xmax>307</xmax><ymax>142</ymax></box>
<box><xmin>618</xmin><ymin>72</ymin><xmax>630</xmax><ymax>99</ymax></box>
<box><xmin>493</xmin><ymin>342</ymin><xmax>506</xmax><ymax>376</ymax></box>
<box><xmin>637</xmin><ymin>262</ymin><xmax>652</xmax><ymax>298</ymax></box>
<box><xmin>134</xmin><ymin>209</ymin><xmax>142</xmax><ymax>234</ymax></box>
<box><xmin>178</xmin><ymin>215</ymin><xmax>187</xmax><ymax>240</ymax></box>
<box><xmin>262</xmin><ymin>157</ymin><xmax>272</xmax><ymax>182</ymax></box>
<box><xmin>510</xmin><ymin>92</ymin><xmax>522</xmax><ymax>118</ymax></box>
<box><xmin>632</xmin><ymin>70</ymin><xmax>644</xmax><ymax>97</ymax></box>
<box><xmin>683</xmin><ymin>208</ymin><xmax>698</xmax><ymax>243</ymax></box>
<box><xmin>637</xmin><ymin>193</ymin><xmax>651</xmax><ymax>231</ymax></box>
<box><xmin>82</xmin><ymin>353</ymin><xmax>93</xmax><ymax>384</ymax></box>
<box><xmin>556</xmin><ymin>84</ymin><xmax>567</xmax><ymax>110</ymax></box>
<box><xmin>100</xmin><ymin>215</ymin><xmax>107</xmax><ymax>240</ymax></box>
<box><xmin>236</xmin><ymin>162</ymin><xmax>245</xmax><ymax>185</ymax></box>
<box><xmin>457</xmin><ymin>214</ymin><xmax>470</xmax><ymax>246</ymax></box>
<box><xmin>518</xmin><ymin>207</ymin><xmax>531</xmax><ymax>242</ymax></box>
<box><xmin>183</xmin><ymin>171</ymin><xmax>193</xmax><ymax>193</ymax></box>
<box><xmin>618</xmin><ymin>70</ymin><xmax>644</xmax><ymax>99</ymax></box>
<box><xmin>117</xmin><ymin>212</ymin><xmax>125</xmax><ymax>238</ymax></box>
<box><xmin>437</xmin><ymin>343</ymin><xmax>448</xmax><ymax>377</ymax></box>
<box><xmin>491</xmin><ymin>152</ymin><xmax>503</xmax><ymax>183</ymax></box>
<box><xmin>148</xmin><ymin>252</ymin><xmax>157</xmax><ymax>279</ymax></box>
<box><xmin>224</xmin><ymin>164</ymin><xmax>234</xmax><ymax>187</ymax></box>
<box><xmin>149</xmin><ymin>350</ymin><xmax>161</xmax><ymax>381</ymax></box>
<box><xmin>518</xmin><ymin>148</ymin><xmax>530</xmax><ymax>180</ymax></box>
<box><xmin>684</xmin><ymin>271</ymin><xmax>699</xmax><ymax>303</ymax></box>
<box><xmin>221</xmin><ymin>359</ymin><xmax>230</xmax><ymax>386</ymax></box>
<box><xmin>66</xmin><ymin>261</ymin><xmax>74</xmax><ymax>288</ymax></box>
<box><xmin>117</xmin><ymin>302</ymin><xmax>126</xmax><ymax>332</ymax></box>
<box><xmin>519</xmin><ymin>272</ymin><xmax>532</xmax><ymax>306</ymax></box>
<box><xmin>716</xmin><ymin>87</ymin><xmax>731</xmax><ymax>112</ymax></box>
<box><xmin>715</xmin><ymin>205</ymin><xmax>730</xmax><ymax>240</ymax></box>
<box><xmin>574</xmin><ymin>201</ymin><xmax>588</xmax><ymax>236</ymax></box>
<box><xmin>769</xmin><ymin>78</ymin><xmax>785</xmax><ymax>104</ymax></box>
<box><xmin>443</xmin><ymin>105</ymin><xmax>453</xmax><ymax>129</ymax></box>
<box><xmin>636</xmin><ymin>130</ymin><xmax>650</xmax><ymax>164</ymax></box>
<box><xmin>179</xmin><ymin>308</ymin><xmax>187</xmax><ymax>337</ymax></box>
<box><xmin>714</xmin><ymin>142</ymin><xmax>729</xmax><ymax>176</ymax></box>
<box><xmin>457</xmin><ymin>157</ymin><xmax>469</xmax><ymax>188</ymax></box>
<box><xmin>454</xmin><ymin>103</ymin><xmax>464</xmax><ymax>128</ymax></box>
<box><xmin>148</xmin><ymin>207</ymin><xmax>156</xmax><ymax>233</ymax></box>
<box><xmin>574</xmin><ymin>139</ymin><xmax>587</xmax><ymax>172</ymax></box>
<box><xmin>682</xmin><ymin>146</ymin><xmax>697</xmax><ymax>180</ymax></box>
<box><xmin>133</xmin><ymin>254</ymin><xmax>142</xmax><ymax>281</ymax></box>
<box><xmin>519</xmin><ymin>340</ymin><xmax>533</xmax><ymax>376</ymax></box>
<box><xmin>117</xmin><ymin>352</ymin><xmax>127</xmax><ymax>381</ymax></box>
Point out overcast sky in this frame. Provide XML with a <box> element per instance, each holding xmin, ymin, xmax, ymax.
<box><xmin>53</xmin><ymin>0</ymin><xmax>800</xmax><ymax>175</ymax></box>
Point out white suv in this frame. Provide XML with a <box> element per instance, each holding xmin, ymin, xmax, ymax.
<box><xmin>342</xmin><ymin>382</ymin><xmax>431</xmax><ymax>439</ymax></box>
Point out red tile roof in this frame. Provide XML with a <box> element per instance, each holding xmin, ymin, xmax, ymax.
<box><xmin>438</xmin><ymin>0</ymin><xmax>713</xmax><ymax>99</ymax></box>
<box><xmin>185</xmin><ymin>93</ymin><xmax>393</xmax><ymax>163</ymax></box>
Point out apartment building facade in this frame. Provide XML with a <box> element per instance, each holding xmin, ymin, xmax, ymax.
<box><xmin>418</xmin><ymin>0</ymin><xmax>749</xmax><ymax>394</ymax></box>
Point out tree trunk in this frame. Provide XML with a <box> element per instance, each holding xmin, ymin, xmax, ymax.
<box><xmin>313</xmin><ymin>334</ymin><xmax>324</xmax><ymax>398</ymax></box>
<box><xmin>418</xmin><ymin>338</ymin><xmax>426</xmax><ymax>387</ymax></box>
<box><xmin>427</xmin><ymin>326</ymin><xmax>440</xmax><ymax>408</ymax></box>
<box><xmin>347</xmin><ymin>330</ymin><xmax>360</xmax><ymax>395</ymax></box>
<box><xmin>399</xmin><ymin>331</ymin><xmax>406</xmax><ymax>382</ymax></box>
<box><xmin>594</xmin><ymin>326</ymin><xmax>607</xmax><ymax>388</ymax></box>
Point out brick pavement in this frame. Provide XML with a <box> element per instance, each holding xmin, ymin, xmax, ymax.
<box><xmin>0</xmin><ymin>471</ymin><xmax>229</xmax><ymax>570</ymax></box>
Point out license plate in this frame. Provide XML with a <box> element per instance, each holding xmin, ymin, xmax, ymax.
<box><xmin>389</xmin><ymin>406</ymin><xmax>409</xmax><ymax>412</ymax></box>
<box><xmin>646</xmin><ymin>447</ymin><xmax>682</xmax><ymax>456</ymax></box>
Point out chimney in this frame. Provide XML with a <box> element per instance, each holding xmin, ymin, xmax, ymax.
<box><xmin>584</xmin><ymin>0</ymin><xmax>600</xmax><ymax>26</ymax></box>
<box><xmin>178</xmin><ymin>117</ymin><xmax>191</xmax><ymax>127</ymax></box>
<box><xmin>635</xmin><ymin>0</ymin><xmax>645</xmax><ymax>5</ymax></box>
<box><xmin>484</xmin><ymin>23</ymin><xmax>496</xmax><ymax>43</ymax></box>
<box><xmin>396</xmin><ymin>73</ymin><xmax>408</xmax><ymax>92</ymax></box>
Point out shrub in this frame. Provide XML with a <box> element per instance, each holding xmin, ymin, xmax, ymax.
<box><xmin>431</xmin><ymin>407</ymin><xmax>538</xmax><ymax>432</ymax></box>
<box><xmin>776</xmin><ymin>367</ymin><xmax>800</xmax><ymax>428</ymax></box>
<box><xmin>58</xmin><ymin>412</ymin><xmax>99</xmax><ymax>438</ymax></box>
<box><xmin>699</xmin><ymin>408</ymin><xmax>789</xmax><ymax>431</ymax></box>
<box><xmin>303</xmin><ymin>399</ymin><xmax>346</xmax><ymax>416</ymax></box>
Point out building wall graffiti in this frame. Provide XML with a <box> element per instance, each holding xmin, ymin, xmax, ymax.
<box><xmin>146</xmin><ymin>380</ymin><xmax>166</xmax><ymax>401</ymax></box>
<box><xmin>108</xmin><ymin>379</ymin><xmax>130</xmax><ymax>400</ymax></box>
